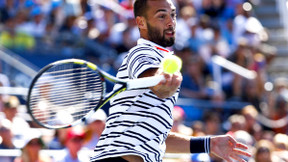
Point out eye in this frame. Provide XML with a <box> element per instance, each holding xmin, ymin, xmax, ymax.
<box><xmin>158</xmin><ymin>14</ymin><xmax>166</xmax><ymax>19</ymax></box>
<box><xmin>171</xmin><ymin>13</ymin><xmax>177</xmax><ymax>19</ymax></box>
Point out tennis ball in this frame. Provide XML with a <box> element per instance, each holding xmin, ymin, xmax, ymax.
<box><xmin>161</xmin><ymin>55</ymin><xmax>182</xmax><ymax>74</ymax></box>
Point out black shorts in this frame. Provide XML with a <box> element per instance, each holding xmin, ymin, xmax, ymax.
<box><xmin>92</xmin><ymin>157</ymin><xmax>128</xmax><ymax>162</ymax></box>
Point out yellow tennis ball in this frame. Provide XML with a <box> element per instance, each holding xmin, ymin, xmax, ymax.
<box><xmin>161</xmin><ymin>55</ymin><xmax>182</xmax><ymax>74</ymax></box>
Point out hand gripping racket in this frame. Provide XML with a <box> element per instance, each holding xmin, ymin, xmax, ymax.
<box><xmin>27</xmin><ymin>59</ymin><xmax>164</xmax><ymax>129</ymax></box>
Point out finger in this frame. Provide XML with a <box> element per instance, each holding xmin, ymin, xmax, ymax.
<box><xmin>170</xmin><ymin>74</ymin><xmax>181</xmax><ymax>88</ymax></box>
<box><xmin>233</xmin><ymin>148</ymin><xmax>252</xmax><ymax>157</ymax></box>
<box><xmin>222</xmin><ymin>157</ymin><xmax>233</xmax><ymax>162</ymax></box>
<box><xmin>164</xmin><ymin>74</ymin><xmax>173</xmax><ymax>86</ymax></box>
<box><xmin>159</xmin><ymin>77</ymin><xmax>166</xmax><ymax>85</ymax></box>
<box><xmin>230</xmin><ymin>154</ymin><xmax>246</xmax><ymax>162</ymax></box>
<box><xmin>174</xmin><ymin>72</ymin><xmax>183</xmax><ymax>83</ymax></box>
<box><xmin>236</xmin><ymin>142</ymin><xmax>249</xmax><ymax>150</ymax></box>
<box><xmin>159</xmin><ymin>73</ymin><xmax>170</xmax><ymax>85</ymax></box>
<box><xmin>228</xmin><ymin>135</ymin><xmax>248</xmax><ymax>149</ymax></box>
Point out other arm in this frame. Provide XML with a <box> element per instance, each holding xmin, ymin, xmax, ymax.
<box><xmin>166</xmin><ymin>132</ymin><xmax>251</xmax><ymax>162</ymax></box>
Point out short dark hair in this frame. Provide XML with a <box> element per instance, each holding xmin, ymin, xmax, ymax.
<box><xmin>133</xmin><ymin>0</ymin><xmax>148</xmax><ymax>18</ymax></box>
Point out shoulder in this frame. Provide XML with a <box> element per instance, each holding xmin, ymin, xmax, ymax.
<box><xmin>129</xmin><ymin>44</ymin><xmax>154</xmax><ymax>54</ymax></box>
<box><xmin>127</xmin><ymin>45</ymin><xmax>163</xmax><ymax>64</ymax></box>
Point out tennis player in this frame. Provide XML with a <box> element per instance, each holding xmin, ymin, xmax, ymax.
<box><xmin>91</xmin><ymin>0</ymin><xmax>251</xmax><ymax>161</ymax></box>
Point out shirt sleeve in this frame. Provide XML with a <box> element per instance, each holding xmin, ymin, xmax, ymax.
<box><xmin>127</xmin><ymin>47</ymin><xmax>161</xmax><ymax>79</ymax></box>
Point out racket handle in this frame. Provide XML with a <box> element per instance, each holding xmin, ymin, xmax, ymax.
<box><xmin>127</xmin><ymin>75</ymin><xmax>165</xmax><ymax>90</ymax></box>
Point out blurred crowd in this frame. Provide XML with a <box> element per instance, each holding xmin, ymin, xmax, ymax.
<box><xmin>0</xmin><ymin>0</ymin><xmax>288</xmax><ymax>162</ymax></box>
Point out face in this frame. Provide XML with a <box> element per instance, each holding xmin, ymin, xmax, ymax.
<box><xmin>4</xmin><ymin>108</ymin><xmax>17</xmax><ymax>120</ymax></box>
<box><xmin>256</xmin><ymin>147</ymin><xmax>271</xmax><ymax>162</ymax></box>
<box><xmin>25</xmin><ymin>139</ymin><xmax>42</xmax><ymax>153</ymax></box>
<box><xmin>140</xmin><ymin>0</ymin><xmax>177</xmax><ymax>47</ymax></box>
<box><xmin>66</xmin><ymin>137</ymin><xmax>83</xmax><ymax>152</ymax></box>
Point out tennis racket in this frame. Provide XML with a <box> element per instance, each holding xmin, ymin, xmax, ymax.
<box><xmin>27</xmin><ymin>58</ymin><xmax>164</xmax><ymax>129</ymax></box>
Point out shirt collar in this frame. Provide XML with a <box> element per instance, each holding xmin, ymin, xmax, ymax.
<box><xmin>137</xmin><ymin>38</ymin><xmax>172</xmax><ymax>53</ymax></box>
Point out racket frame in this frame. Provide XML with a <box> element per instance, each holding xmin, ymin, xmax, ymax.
<box><xmin>27</xmin><ymin>59</ymin><xmax>164</xmax><ymax>129</ymax></box>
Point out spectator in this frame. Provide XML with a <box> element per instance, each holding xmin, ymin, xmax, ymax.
<box><xmin>191</xmin><ymin>120</ymin><xmax>206</xmax><ymax>137</ymax></box>
<box><xmin>249</xmin><ymin>139</ymin><xmax>283</xmax><ymax>162</ymax></box>
<box><xmin>175</xmin><ymin>5</ymin><xmax>196</xmax><ymax>49</ymax></box>
<box><xmin>200</xmin><ymin>0</ymin><xmax>234</xmax><ymax>22</ymax></box>
<box><xmin>0</xmin><ymin>95</ymin><xmax>30</xmax><ymax>149</ymax></box>
<box><xmin>202</xmin><ymin>110</ymin><xmax>223</xmax><ymax>135</ymax></box>
<box><xmin>47</xmin><ymin>0</ymin><xmax>65</xmax><ymax>32</ymax></box>
<box><xmin>55</xmin><ymin>125</ymin><xmax>89</xmax><ymax>162</ymax></box>
<box><xmin>273</xmin><ymin>133</ymin><xmax>288</xmax><ymax>161</ymax></box>
<box><xmin>62</xmin><ymin>0</ymin><xmax>82</xmax><ymax>17</ymax></box>
<box><xmin>241</xmin><ymin>105</ymin><xmax>261</xmax><ymax>135</ymax></box>
<box><xmin>83</xmin><ymin>109</ymin><xmax>107</xmax><ymax>150</ymax></box>
<box><xmin>17</xmin><ymin>6</ymin><xmax>47</xmax><ymax>38</ymax></box>
<box><xmin>180</xmin><ymin>53</ymin><xmax>211</xmax><ymax>99</ymax></box>
<box><xmin>14</xmin><ymin>129</ymin><xmax>52</xmax><ymax>162</ymax></box>
<box><xmin>171</xmin><ymin>106</ymin><xmax>193</xmax><ymax>136</ymax></box>
<box><xmin>0</xmin><ymin>0</ymin><xmax>18</xmax><ymax>23</ymax></box>
<box><xmin>271</xmin><ymin>92</ymin><xmax>288</xmax><ymax>134</ymax></box>
<box><xmin>226</xmin><ymin>114</ymin><xmax>246</xmax><ymax>135</ymax></box>
<box><xmin>0</xmin><ymin>119</ymin><xmax>15</xmax><ymax>162</ymax></box>
<box><xmin>226</xmin><ymin>38</ymin><xmax>254</xmax><ymax>99</ymax></box>
<box><xmin>0</xmin><ymin>16</ymin><xmax>35</xmax><ymax>51</ymax></box>
<box><xmin>47</xmin><ymin>128</ymin><xmax>67</xmax><ymax>150</ymax></box>
<box><xmin>198</xmin><ymin>25</ymin><xmax>231</xmax><ymax>66</ymax></box>
<box><xmin>194</xmin><ymin>15</ymin><xmax>214</xmax><ymax>63</ymax></box>
<box><xmin>113</xmin><ymin>25</ymin><xmax>138</xmax><ymax>54</ymax></box>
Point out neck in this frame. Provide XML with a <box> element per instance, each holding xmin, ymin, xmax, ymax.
<box><xmin>69</xmin><ymin>150</ymin><xmax>78</xmax><ymax>159</ymax></box>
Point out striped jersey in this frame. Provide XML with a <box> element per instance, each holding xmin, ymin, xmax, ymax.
<box><xmin>90</xmin><ymin>38</ymin><xmax>180</xmax><ymax>162</ymax></box>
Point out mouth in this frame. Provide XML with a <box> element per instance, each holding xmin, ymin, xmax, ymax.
<box><xmin>165</xmin><ymin>30</ymin><xmax>175</xmax><ymax>37</ymax></box>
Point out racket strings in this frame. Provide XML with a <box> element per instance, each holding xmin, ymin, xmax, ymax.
<box><xmin>29</xmin><ymin>83</ymin><xmax>102</xmax><ymax>103</ymax></box>
<box><xmin>29</xmin><ymin>63</ymin><xmax>104</xmax><ymax>127</ymax></box>
<box><xmin>32</xmin><ymin>105</ymin><xmax>98</xmax><ymax>123</ymax></box>
<box><xmin>30</xmin><ymin>96</ymin><xmax>101</xmax><ymax>115</ymax></box>
<box><xmin>35</xmin><ymin>69</ymin><xmax>98</xmax><ymax>86</ymax></box>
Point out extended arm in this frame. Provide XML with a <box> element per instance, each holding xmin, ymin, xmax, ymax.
<box><xmin>166</xmin><ymin>132</ymin><xmax>251</xmax><ymax>162</ymax></box>
<box><xmin>139</xmin><ymin>68</ymin><xmax>182</xmax><ymax>99</ymax></box>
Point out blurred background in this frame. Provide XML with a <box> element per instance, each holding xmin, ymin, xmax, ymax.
<box><xmin>0</xmin><ymin>0</ymin><xmax>288</xmax><ymax>161</ymax></box>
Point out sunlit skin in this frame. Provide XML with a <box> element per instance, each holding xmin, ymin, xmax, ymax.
<box><xmin>137</xmin><ymin>0</ymin><xmax>176</xmax><ymax>47</ymax></box>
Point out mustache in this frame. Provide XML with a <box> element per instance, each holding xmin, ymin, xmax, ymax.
<box><xmin>165</xmin><ymin>27</ymin><xmax>175</xmax><ymax>32</ymax></box>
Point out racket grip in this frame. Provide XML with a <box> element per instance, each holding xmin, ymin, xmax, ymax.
<box><xmin>127</xmin><ymin>75</ymin><xmax>165</xmax><ymax>90</ymax></box>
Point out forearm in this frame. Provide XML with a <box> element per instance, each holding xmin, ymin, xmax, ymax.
<box><xmin>165</xmin><ymin>132</ymin><xmax>210</xmax><ymax>154</ymax></box>
<box><xmin>165</xmin><ymin>132</ymin><xmax>191</xmax><ymax>153</ymax></box>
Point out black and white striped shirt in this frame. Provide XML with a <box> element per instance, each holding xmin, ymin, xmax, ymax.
<box><xmin>90</xmin><ymin>38</ymin><xmax>179</xmax><ymax>162</ymax></box>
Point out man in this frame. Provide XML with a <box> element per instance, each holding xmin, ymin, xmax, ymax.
<box><xmin>55</xmin><ymin>126</ymin><xmax>89</xmax><ymax>162</ymax></box>
<box><xmin>91</xmin><ymin>0</ymin><xmax>251</xmax><ymax>162</ymax></box>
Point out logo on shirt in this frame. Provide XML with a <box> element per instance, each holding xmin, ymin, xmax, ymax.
<box><xmin>137</xmin><ymin>57</ymin><xmax>158</xmax><ymax>65</ymax></box>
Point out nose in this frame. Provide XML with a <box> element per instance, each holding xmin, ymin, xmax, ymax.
<box><xmin>167</xmin><ymin>16</ymin><xmax>176</xmax><ymax>28</ymax></box>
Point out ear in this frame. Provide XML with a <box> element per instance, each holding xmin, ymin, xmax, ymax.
<box><xmin>136</xmin><ymin>16</ymin><xmax>147</xmax><ymax>30</ymax></box>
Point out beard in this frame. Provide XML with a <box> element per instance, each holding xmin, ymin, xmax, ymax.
<box><xmin>147</xmin><ymin>22</ymin><xmax>175</xmax><ymax>47</ymax></box>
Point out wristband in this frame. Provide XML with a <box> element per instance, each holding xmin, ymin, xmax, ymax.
<box><xmin>190</xmin><ymin>136</ymin><xmax>210</xmax><ymax>154</ymax></box>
